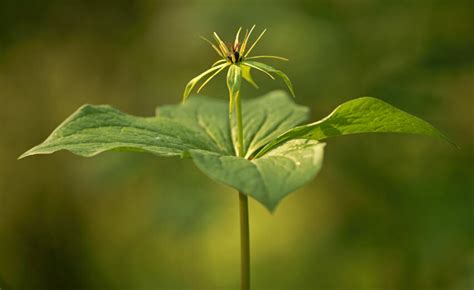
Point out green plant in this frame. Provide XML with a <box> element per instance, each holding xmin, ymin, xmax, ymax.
<box><xmin>20</xmin><ymin>26</ymin><xmax>449</xmax><ymax>290</ymax></box>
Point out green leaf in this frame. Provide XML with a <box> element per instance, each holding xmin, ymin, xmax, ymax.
<box><xmin>241</xmin><ymin>64</ymin><xmax>259</xmax><ymax>89</ymax></box>
<box><xmin>257</xmin><ymin>96</ymin><xmax>450</xmax><ymax>157</ymax></box>
<box><xmin>19</xmin><ymin>92</ymin><xmax>448</xmax><ymax>211</ymax></box>
<box><xmin>20</xmin><ymin>97</ymin><xmax>234</xmax><ymax>159</ymax></box>
<box><xmin>190</xmin><ymin>139</ymin><xmax>325</xmax><ymax>211</ymax></box>
<box><xmin>20</xmin><ymin>91</ymin><xmax>314</xmax><ymax>210</ymax></box>
<box><xmin>20</xmin><ymin>91</ymin><xmax>306</xmax><ymax>160</ymax></box>
<box><xmin>156</xmin><ymin>96</ymin><xmax>234</xmax><ymax>155</ymax></box>
<box><xmin>240</xmin><ymin>90</ymin><xmax>309</xmax><ymax>158</ymax></box>
<box><xmin>243</xmin><ymin>60</ymin><xmax>295</xmax><ymax>97</ymax></box>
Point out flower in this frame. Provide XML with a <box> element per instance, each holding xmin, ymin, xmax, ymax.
<box><xmin>182</xmin><ymin>25</ymin><xmax>294</xmax><ymax>102</ymax></box>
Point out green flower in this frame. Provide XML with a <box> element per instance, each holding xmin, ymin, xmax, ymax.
<box><xmin>182</xmin><ymin>25</ymin><xmax>295</xmax><ymax>103</ymax></box>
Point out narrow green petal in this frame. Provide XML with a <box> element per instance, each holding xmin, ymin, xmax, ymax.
<box><xmin>240</xmin><ymin>25</ymin><xmax>255</xmax><ymax>55</ymax></box>
<box><xmin>213</xmin><ymin>32</ymin><xmax>229</xmax><ymax>56</ymax></box>
<box><xmin>245</xmin><ymin>55</ymin><xmax>289</xmax><ymax>61</ymax></box>
<box><xmin>211</xmin><ymin>59</ymin><xmax>228</xmax><ymax>67</ymax></box>
<box><xmin>183</xmin><ymin>63</ymin><xmax>228</xmax><ymax>102</ymax></box>
<box><xmin>244</xmin><ymin>61</ymin><xmax>295</xmax><ymax>97</ymax></box>
<box><xmin>244</xmin><ymin>28</ymin><xmax>267</xmax><ymax>57</ymax></box>
<box><xmin>200</xmin><ymin>36</ymin><xmax>224</xmax><ymax>57</ymax></box>
<box><xmin>234</xmin><ymin>27</ymin><xmax>242</xmax><ymax>47</ymax></box>
<box><xmin>242</xmin><ymin>61</ymin><xmax>275</xmax><ymax>80</ymax></box>
<box><xmin>197</xmin><ymin>64</ymin><xmax>229</xmax><ymax>93</ymax></box>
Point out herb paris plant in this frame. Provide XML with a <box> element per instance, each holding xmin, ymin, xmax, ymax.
<box><xmin>20</xmin><ymin>26</ymin><xmax>449</xmax><ymax>290</ymax></box>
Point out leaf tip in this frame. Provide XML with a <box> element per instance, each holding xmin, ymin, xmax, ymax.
<box><xmin>17</xmin><ymin>151</ymin><xmax>30</xmax><ymax>160</ymax></box>
<box><xmin>264</xmin><ymin>201</ymin><xmax>280</xmax><ymax>214</ymax></box>
<box><xmin>18</xmin><ymin>146</ymin><xmax>42</xmax><ymax>160</ymax></box>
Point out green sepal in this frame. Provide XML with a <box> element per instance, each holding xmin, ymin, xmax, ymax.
<box><xmin>243</xmin><ymin>60</ymin><xmax>295</xmax><ymax>97</ymax></box>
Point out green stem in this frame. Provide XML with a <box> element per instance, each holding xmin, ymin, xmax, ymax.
<box><xmin>239</xmin><ymin>192</ymin><xmax>250</xmax><ymax>290</ymax></box>
<box><xmin>235</xmin><ymin>93</ymin><xmax>244</xmax><ymax>157</ymax></box>
<box><xmin>234</xmin><ymin>93</ymin><xmax>250</xmax><ymax>290</ymax></box>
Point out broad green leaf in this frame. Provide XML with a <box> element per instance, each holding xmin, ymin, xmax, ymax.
<box><xmin>257</xmin><ymin>97</ymin><xmax>450</xmax><ymax>157</ymax></box>
<box><xmin>20</xmin><ymin>91</ymin><xmax>316</xmax><ymax>211</ymax></box>
<box><xmin>190</xmin><ymin>139</ymin><xmax>325</xmax><ymax>211</ymax></box>
<box><xmin>20</xmin><ymin>97</ymin><xmax>234</xmax><ymax>159</ymax></box>
<box><xmin>156</xmin><ymin>96</ymin><xmax>234</xmax><ymax>156</ymax></box>
<box><xmin>20</xmin><ymin>91</ymin><xmax>306</xmax><ymax>160</ymax></box>
<box><xmin>243</xmin><ymin>60</ymin><xmax>295</xmax><ymax>97</ymax></box>
<box><xmin>19</xmin><ymin>92</ymin><xmax>447</xmax><ymax>212</ymax></box>
<box><xmin>240</xmin><ymin>90</ymin><xmax>309</xmax><ymax>158</ymax></box>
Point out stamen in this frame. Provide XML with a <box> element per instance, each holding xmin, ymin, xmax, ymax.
<box><xmin>240</xmin><ymin>25</ymin><xmax>255</xmax><ymax>55</ymax></box>
<box><xmin>245</xmin><ymin>28</ymin><xmax>267</xmax><ymax>57</ymax></box>
<box><xmin>234</xmin><ymin>27</ymin><xmax>242</xmax><ymax>48</ymax></box>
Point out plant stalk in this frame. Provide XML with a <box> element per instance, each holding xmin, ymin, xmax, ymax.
<box><xmin>233</xmin><ymin>92</ymin><xmax>250</xmax><ymax>290</ymax></box>
<box><xmin>239</xmin><ymin>191</ymin><xmax>250</xmax><ymax>290</ymax></box>
<box><xmin>235</xmin><ymin>93</ymin><xmax>245</xmax><ymax>157</ymax></box>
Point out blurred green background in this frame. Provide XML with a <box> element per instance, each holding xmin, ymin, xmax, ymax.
<box><xmin>0</xmin><ymin>0</ymin><xmax>472</xmax><ymax>289</ymax></box>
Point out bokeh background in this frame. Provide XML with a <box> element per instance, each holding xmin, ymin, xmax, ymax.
<box><xmin>0</xmin><ymin>0</ymin><xmax>472</xmax><ymax>289</ymax></box>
